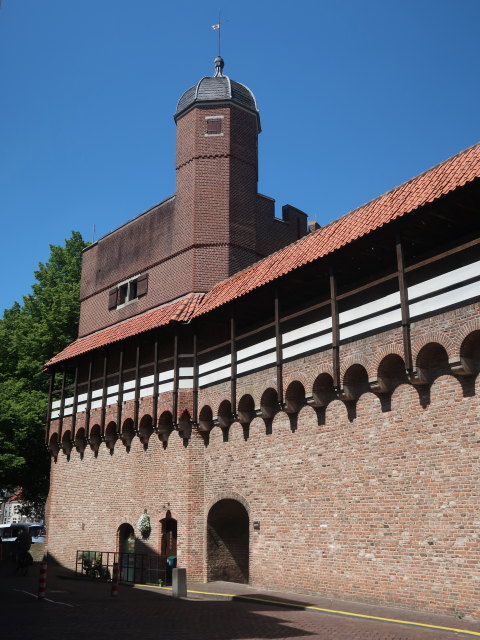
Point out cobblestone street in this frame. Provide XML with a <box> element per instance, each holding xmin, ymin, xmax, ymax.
<box><xmin>1</xmin><ymin>561</ymin><xmax>479</xmax><ymax>640</ymax></box>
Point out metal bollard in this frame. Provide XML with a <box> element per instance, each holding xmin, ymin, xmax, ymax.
<box><xmin>111</xmin><ymin>562</ymin><xmax>119</xmax><ymax>597</ymax></box>
<box><xmin>38</xmin><ymin>556</ymin><xmax>48</xmax><ymax>599</ymax></box>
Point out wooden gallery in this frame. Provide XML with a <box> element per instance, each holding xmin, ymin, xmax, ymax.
<box><xmin>45</xmin><ymin>58</ymin><xmax>480</xmax><ymax>616</ymax></box>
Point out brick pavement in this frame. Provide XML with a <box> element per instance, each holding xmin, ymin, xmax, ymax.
<box><xmin>1</xmin><ymin>561</ymin><xmax>479</xmax><ymax>640</ymax></box>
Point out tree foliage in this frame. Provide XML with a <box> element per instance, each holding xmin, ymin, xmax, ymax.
<box><xmin>0</xmin><ymin>231</ymin><xmax>87</xmax><ymax>513</ymax></box>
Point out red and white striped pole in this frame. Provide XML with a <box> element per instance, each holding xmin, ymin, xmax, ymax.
<box><xmin>111</xmin><ymin>562</ymin><xmax>119</xmax><ymax>597</ymax></box>
<box><xmin>38</xmin><ymin>556</ymin><xmax>48</xmax><ymax>600</ymax></box>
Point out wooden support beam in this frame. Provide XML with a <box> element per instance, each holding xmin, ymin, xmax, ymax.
<box><xmin>329</xmin><ymin>268</ymin><xmax>341</xmax><ymax>391</ymax></box>
<box><xmin>152</xmin><ymin>333</ymin><xmax>159</xmax><ymax>430</ymax></box>
<box><xmin>85</xmin><ymin>359</ymin><xmax>93</xmax><ymax>439</ymax></box>
<box><xmin>71</xmin><ymin>366</ymin><xmax>79</xmax><ymax>440</ymax></box>
<box><xmin>193</xmin><ymin>333</ymin><xmax>199</xmax><ymax>426</ymax></box>
<box><xmin>172</xmin><ymin>332</ymin><xmax>179</xmax><ymax>427</ymax></box>
<box><xmin>58</xmin><ymin>369</ymin><xmax>67</xmax><ymax>442</ymax></box>
<box><xmin>100</xmin><ymin>352</ymin><xmax>108</xmax><ymax>435</ymax></box>
<box><xmin>116</xmin><ymin>348</ymin><xmax>124</xmax><ymax>435</ymax></box>
<box><xmin>396</xmin><ymin>235</ymin><xmax>413</xmax><ymax>372</ymax></box>
<box><xmin>45</xmin><ymin>371</ymin><xmax>55</xmax><ymax>444</ymax></box>
<box><xmin>134</xmin><ymin>341</ymin><xmax>141</xmax><ymax>432</ymax></box>
<box><xmin>230</xmin><ymin>313</ymin><xmax>237</xmax><ymax>417</ymax></box>
<box><xmin>274</xmin><ymin>289</ymin><xmax>284</xmax><ymax>407</ymax></box>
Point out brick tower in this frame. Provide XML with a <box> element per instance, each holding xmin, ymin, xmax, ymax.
<box><xmin>173</xmin><ymin>57</ymin><xmax>303</xmax><ymax>291</ymax></box>
<box><xmin>76</xmin><ymin>58</ymin><xmax>307</xmax><ymax>338</ymax></box>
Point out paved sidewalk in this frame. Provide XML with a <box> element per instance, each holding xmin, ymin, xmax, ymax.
<box><xmin>1</xmin><ymin>560</ymin><xmax>479</xmax><ymax>640</ymax></box>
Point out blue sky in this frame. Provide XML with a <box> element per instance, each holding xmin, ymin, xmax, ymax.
<box><xmin>1</xmin><ymin>0</ymin><xmax>479</xmax><ymax>313</ymax></box>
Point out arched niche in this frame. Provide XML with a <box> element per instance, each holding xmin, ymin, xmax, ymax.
<box><xmin>104</xmin><ymin>421</ymin><xmax>118</xmax><ymax>453</ymax></box>
<box><xmin>61</xmin><ymin>430</ymin><xmax>73</xmax><ymax>457</ymax></box>
<box><xmin>89</xmin><ymin>424</ymin><xmax>102</xmax><ymax>455</ymax></box>
<box><xmin>284</xmin><ymin>381</ymin><xmax>305</xmax><ymax>414</ymax></box>
<box><xmin>312</xmin><ymin>372</ymin><xmax>335</xmax><ymax>407</ymax></box>
<box><xmin>198</xmin><ymin>405</ymin><xmax>213</xmax><ymax>432</ymax></box>
<box><xmin>49</xmin><ymin>432</ymin><xmax>60</xmax><ymax>459</ymax></box>
<box><xmin>342</xmin><ymin>364</ymin><xmax>369</xmax><ymax>401</ymax></box>
<box><xmin>207</xmin><ymin>499</ymin><xmax>249</xmax><ymax>584</ymax></box>
<box><xmin>217</xmin><ymin>399</ymin><xmax>233</xmax><ymax>428</ymax></box>
<box><xmin>74</xmin><ymin>427</ymin><xmax>87</xmax><ymax>455</ymax></box>
<box><xmin>260</xmin><ymin>387</ymin><xmax>278</xmax><ymax>419</ymax></box>
<box><xmin>157</xmin><ymin>411</ymin><xmax>173</xmax><ymax>443</ymax></box>
<box><xmin>377</xmin><ymin>353</ymin><xmax>408</xmax><ymax>392</ymax></box>
<box><xmin>121</xmin><ymin>418</ymin><xmax>136</xmax><ymax>449</ymax></box>
<box><xmin>237</xmin><ymin>394</ymin><xmax>255</xmax><ymax>426</ymax></box>
<box><xmin>416</xmin><ymin>342</ymin><xmax>450</xmax><ymax>383</ymax></box>
<box><xmin>139</xmin><ymin>414</ymin><xmax>154</xmax><ymax>448</ymax></box>
<box><xmin>460</xmin><ymin>330</ymin><xmax>480</xmax><ymax>375</ymax></box>
<box><xmin>177</xmin><ymin>409</ymin><xmax>192</xmax><ymax>440</ymax></box>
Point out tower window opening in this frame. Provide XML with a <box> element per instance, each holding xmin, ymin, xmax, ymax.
<box><xmin>205</xmin><ymin>116</ymin><xmax>223</xmax><ymax>136</ymax></box>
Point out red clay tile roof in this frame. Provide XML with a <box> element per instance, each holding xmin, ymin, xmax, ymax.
<box><xmin>45</xmin><ymin>293</ymin><xmax>204</xmax><ymax>367</ymax></box>
<box><xmin>46</xmin><ymin>142</ymin><xmax>480</xmax><ymax>367</ymax></box>
<box><xmin>195</xmin><ymin>142</ymin><xmax>480</xmax><ymax>317</ymax></box>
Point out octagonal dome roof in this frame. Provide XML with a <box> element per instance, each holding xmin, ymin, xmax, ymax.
<box><xmin>174</xmin><ymin>58</ymin><xmax>260</xmax><ymax>129</ymax></box>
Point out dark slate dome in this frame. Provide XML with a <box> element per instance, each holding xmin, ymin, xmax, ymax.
<box><xmin>174</xmin><ymin>58</ymin><xmax>260</xmax><ymax>129</ymax></box>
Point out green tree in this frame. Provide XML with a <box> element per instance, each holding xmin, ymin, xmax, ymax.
<box><xmin>0</xmin><ymin>231</ymin><xmax>87</xmax><ymax>514</ymax></box>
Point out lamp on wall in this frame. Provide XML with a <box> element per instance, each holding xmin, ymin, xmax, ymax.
<box><xmin>253</xmin><ymin>521</ymin><xmax>260</xmax><ymax>531</ymax></box>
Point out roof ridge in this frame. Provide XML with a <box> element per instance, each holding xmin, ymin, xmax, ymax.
<box><xmin>329</xmin><ymin>141</ymin><xmax>480</xmax><ymax>225</ymax></box>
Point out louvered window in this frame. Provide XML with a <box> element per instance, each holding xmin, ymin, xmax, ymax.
<box><xmin>108</xmin><ymin>273</ymin><xmax>148</xmax><ymax>310</ymax></box>
<box><xmin>206</xmin><ymin>118</ymin><xmax>222</xmax><ymax>135</ymax></box>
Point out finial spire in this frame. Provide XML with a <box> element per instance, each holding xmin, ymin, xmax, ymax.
<box><xmin>214</xmin><ymin>56</ymin><xmax>224</xmax><ymax>77</ymax></box>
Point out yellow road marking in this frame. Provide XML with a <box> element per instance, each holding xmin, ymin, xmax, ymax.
<box><xmin>133</xmin><ymin>583</ymin><xmax>480</xmax><ymax>637</ymax></box>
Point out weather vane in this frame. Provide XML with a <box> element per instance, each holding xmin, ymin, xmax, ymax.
<box><xmin>211</xmin><ymin>11</ymin><xmax>221</xmax><ymax>57</ymax></box>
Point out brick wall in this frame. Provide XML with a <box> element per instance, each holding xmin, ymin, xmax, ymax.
<box><xmin>78</xmin><ymin>102</ymin><xmax>307</xmax><ymax>337</ymax></box>
<box><xmin>47</xmin><ymin>303</ymin><xmax>480</xmax><ymax>617</ymax></box>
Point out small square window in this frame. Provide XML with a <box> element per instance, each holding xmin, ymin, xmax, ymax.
<box><xmin>206</xmin><ymin>118</ymin><xmax>222</xmax><ymax>135</ymax></box>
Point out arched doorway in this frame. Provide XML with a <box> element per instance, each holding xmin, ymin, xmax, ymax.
<box><xmin>117</xmin><ymin>523</ymin><xmax>135</xmax><ymax>582</ymax></box>
<box><xmin>207</xmin><ymin>499</ymin><xmax>249</xmax><ymax>583</ymax></box>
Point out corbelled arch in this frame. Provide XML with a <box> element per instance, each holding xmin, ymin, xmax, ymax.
<box><xmin>342</xmin><ymin>363</ymin><xmax>370</xmax><ymax>401</ymax></box>
<box><xmin>370</xmin><ymin>343</ymin><xmax>405</xmax><ymax>379</ymax></box>
<box><xmin>177</xmin><ymin>409</ymin><xmax>192</xmax><ymax>439</ymax></box>
<box><xmin>237</xmin><ymin>394</ymin><xmax>255</xmax><ymax>426</ymax></box>
<box><xmin>284</xmin><ymin>380</ymin><xmax>306</xmax><ymax>414</ymax></box>
<box><xmin>217</xmin><ymin>399</ymin><xmax>233</xmax><ymax>428</ymax></box>
<box><xmin>89</xmin><ymin>424</ymin><xmax>102</xmax><ymax>455</ymax></box>
<box><xmin>121</xmin><ymin>418</ymin><xmax>136</xmax><ymax>449</ymax></box>
<box><xmin>340</xmin><ymin>352</ymin><xmax>372</xmax><ymax>380</ymax></box>
<box><xmin>74</xmin><ymin>427</ymin><xmax>87</xmax><ymax>455</ymax></box>
<box><xmin>157</xmin><ymin>410</ymin><xmax>173</xmax><ymax>443</ymax></box>
<box><xmin>198</xmin><ymin>405</ymin><xmax>214</xmax><ymax>432</ymax></box>
<box><xmin>259</xmin><ymin>387</ymin><xmax>278</xmax><ymax>419</ymax></box>
<box><xmin>412</xmin><ymin>332</ymin><xmax>454</xmax><ymax>362</ymax></box>
<box><xmin>139</xmin><ymin>414</ymin><xmax>154</xmax><ymax>447</ymax></box>
<box><xmin>312</xmin><ymin>372</ymin><xmax>335</xmax><ymax>407</ymax></box>
<box><xmin>283</xmin><ymin>371</ymin><xmax>311</xmax><ymax>395</ymax></box>
<box><xmin>49</xmin><ymin>432</ymin><xmax>60</xmax><ymax>459</ymax></box>
<box><xmin>459</xmin><ymin>329</ymin><xmax>480</xmax><ymax>375</ymax></box>
<box><xmin>61</xmin><ymin>429</ymin><xmax>73</xmax><ymax>457</ymax></box>
<box><xmin>452</xmin><ymin>319</ymin><xmax>480</xmax><ymax>356</ymax></box>
<box><xmin>415</xmin><ymin>341</ymin><xmax>451</xmax><ymax>383</ymax></box>
<box><xmin>376</xmin><ymin>353</ymin><xmax>408</xmax><ymax>392</ymax></box>
<box><xmin>104</xmin><ymin>421</ymin><xmax>118</xmax><ymax>453</ymax></box>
